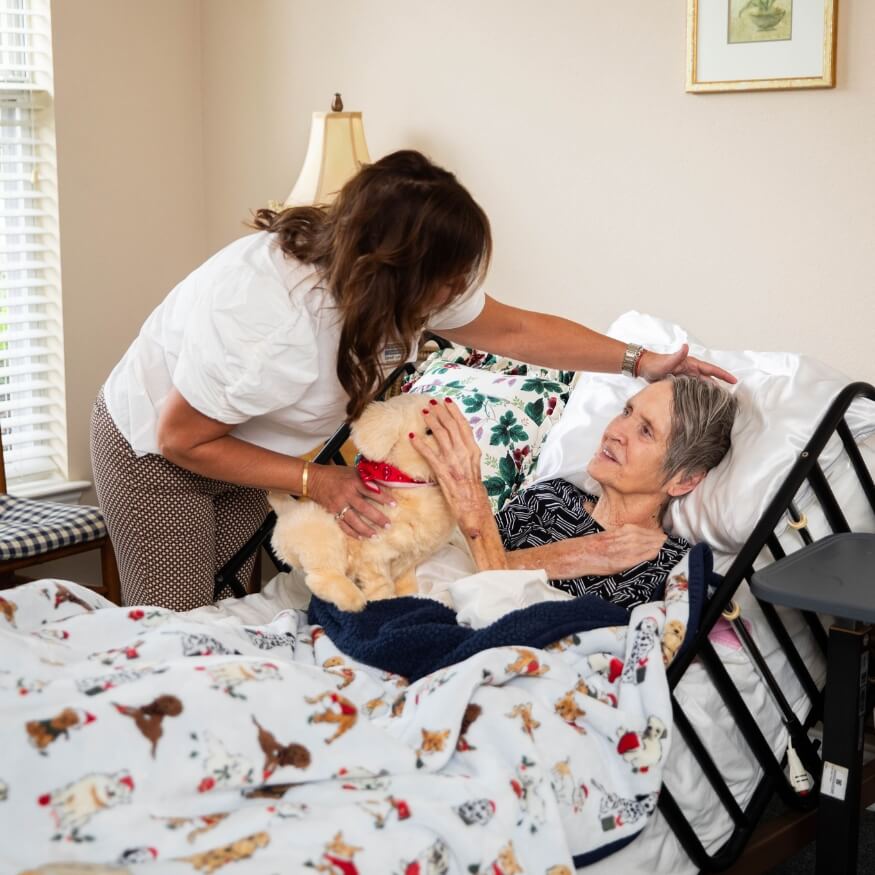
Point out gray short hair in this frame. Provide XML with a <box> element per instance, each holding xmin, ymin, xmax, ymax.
<box><xmin>663</xmin><ymin>375</ymin><xmax>738</xmax><ymax>482</ymax></box>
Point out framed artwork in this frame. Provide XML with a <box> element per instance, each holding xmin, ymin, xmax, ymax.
<box><xmin>687</xmin><ymin>0</ymin><xmax>838</xmax><ymax>92</ymax></box>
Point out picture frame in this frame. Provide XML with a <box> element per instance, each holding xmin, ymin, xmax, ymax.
<box><xmin>686</xmin><ymin>0</ymin><xmax>838</xmax><ymax>93</ymax></box>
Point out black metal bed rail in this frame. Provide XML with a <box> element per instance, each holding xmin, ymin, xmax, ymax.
<box><xmin>659</xmin><ymin>381</ymin><xmax>875</xmax><ymax>872</ymax></box>
<box><xmin>766</xmin><ymin>533</ymin><xmax>831</xmax><ymax>658</ymax></box>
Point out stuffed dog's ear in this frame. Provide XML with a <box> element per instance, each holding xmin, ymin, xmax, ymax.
<box><xmin>351</xmin><ymin>399</ymin><xmax>406</xmax><ymax>462</ymax></box>
<box><xmin>267</xmin><ymin>490</ymin><xmax>296</xmax><ymax>516</ymax></box>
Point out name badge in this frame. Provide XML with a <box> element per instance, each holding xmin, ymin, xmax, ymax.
<box><xmin>381</xmin><ymin>343</ymin><xmax>406</xmax><ymax>366</ymax></box>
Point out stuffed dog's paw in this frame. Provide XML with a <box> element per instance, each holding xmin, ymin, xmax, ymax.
<box><xmin>270</xmin><ymin>496</ymin><xmax>371</xmax><ymax>612</ymax></box>
<box><xmin>307</xmin><ymin>570</ymin><xmax>368</xmax><ymax>612</ymax></box>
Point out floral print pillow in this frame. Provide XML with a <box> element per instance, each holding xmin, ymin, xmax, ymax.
<box><xmin>404</xmin><ymin>356</ymin><xmax>570</xmax><ymax>512</ymax></box>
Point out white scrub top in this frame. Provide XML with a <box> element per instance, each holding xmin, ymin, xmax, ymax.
<box><xmin>103</xmin><ymin>231</ymin><xmax>485</xmax><ymax>458</ymax></box>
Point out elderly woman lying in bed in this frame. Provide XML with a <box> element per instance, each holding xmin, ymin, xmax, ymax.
<box><xmin>412</xmin><ymin>375</ymin><xmax>737</xmax><ymax>609</ymax></box>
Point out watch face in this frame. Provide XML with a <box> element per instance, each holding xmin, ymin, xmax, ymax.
<box><xmin>622</xmin><ymin>344</ymin><xmax>641</xmax><ymax>376</ymax></box>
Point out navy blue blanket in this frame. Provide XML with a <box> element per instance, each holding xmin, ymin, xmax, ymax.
<box><xmin>307</xmin><ymin>543</ymin><xmax>713</xmax><ymax>682</ymax></box>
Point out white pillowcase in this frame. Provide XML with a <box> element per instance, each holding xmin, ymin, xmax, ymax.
<box><xmin>531</xmin><ymin>311</ymin><xmax>875</xmax><ymax>554</ymax></box>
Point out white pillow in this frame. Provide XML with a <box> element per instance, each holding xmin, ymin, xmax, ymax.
<box><xmin>531</xmin><ymin>311</ymin><xmax>875</xmax><ymax>554</ymax></box>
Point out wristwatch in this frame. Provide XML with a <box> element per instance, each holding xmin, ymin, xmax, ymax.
<box><xmin>621</xmin><ymin>342</ymin><xmax>645</xmax><ymax>378</ymax></box>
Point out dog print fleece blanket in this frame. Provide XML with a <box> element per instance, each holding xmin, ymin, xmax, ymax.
<box><xmin>0</xmin><ymin>554</ymin><xmax>700</xmax><ymax>874</ymax></box>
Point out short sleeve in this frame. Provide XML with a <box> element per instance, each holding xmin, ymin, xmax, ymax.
<box><xmin>427</xmin><ymin>284</ymin><xmax>487</xmax><ymax>331</ymax></box>
<box><xmin>173</xmin><ymin>266</ymin><xmax>320</xmax><ymax>424</ymax></box>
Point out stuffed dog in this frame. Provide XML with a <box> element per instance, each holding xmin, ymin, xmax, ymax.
<box><xmin>269</xmin><ymin>394</ymin><xmax>456</xmax><ymax>612</ymax></box>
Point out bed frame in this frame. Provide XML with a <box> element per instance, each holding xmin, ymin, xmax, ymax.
<box><xmin>660</xmin><ymin>379</ymin><xmax>875</xmax><ymax>872</ymax></box>
<box><xmin>213</xmin><ymin>358</ymin><xmax>875</xmax><ymax>873</ymax></box>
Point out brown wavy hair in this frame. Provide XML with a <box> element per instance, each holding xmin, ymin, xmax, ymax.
<box><xmin>250</xmin><ymin>150</ymin><xmax>492</xmax><ymax>420</ymax></box>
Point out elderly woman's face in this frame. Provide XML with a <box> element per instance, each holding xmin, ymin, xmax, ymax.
<box><xmin>586</xmin><ymin>381</ymin><xmax>673</xmax><ymax>496</ymax></box>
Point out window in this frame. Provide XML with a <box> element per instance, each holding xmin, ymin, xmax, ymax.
<box><xmin>0</xmin><ymin>0</ymin><xmax>67</xmax><ymax>493</ymax></box>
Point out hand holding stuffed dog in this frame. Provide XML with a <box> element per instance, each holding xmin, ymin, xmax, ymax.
<box><xmin>269</xmin><ymin>394</ymin><xmax>456</xmax><ymax>611</ymax></box>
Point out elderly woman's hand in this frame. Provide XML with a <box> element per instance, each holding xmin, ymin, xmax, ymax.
<box><xmin>584</xmin><ymin>525</ymin><xmax>668</xmax><ymax>576</ymax></box>
<box><xmin>638</xmin><ymin>344</ymin><xmax>737</xmax><ymax>384</ymax></box>
<box><xmin>409</xmin><ymin>398</ymin><xmax>492</xmax><ymax>533</ymax></box>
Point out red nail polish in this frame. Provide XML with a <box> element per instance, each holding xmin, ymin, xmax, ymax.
<box><xmin>444</xmin><ymin>397</ymin><xmax>453</xmax><ymax>404</ymax></box>
<box><xmin>429</xmin><ymin>399</ymin><xmax>438</xmax><ymax>406</ymax></box>
<box><xmin>408</xmin><ymin>432</ymin><xmax>415</xmax><ymax>439</ymax></box>
<box><xmin>422</xmin><ymin>409</ymin><xmax>429</xmax><ymax>415</ymax></box>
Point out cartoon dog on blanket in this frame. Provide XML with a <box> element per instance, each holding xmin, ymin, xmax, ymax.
<box><xmin>269</xmin><ymin>394</ymin><xmax>456</xmax><ymax>612</ymax></box>
<box><xmin>37</xmin><ymin>771</ymin><xmax>134</xmax><ymax>841</ymax></box>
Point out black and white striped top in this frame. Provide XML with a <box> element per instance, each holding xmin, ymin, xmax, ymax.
<box><xmin>494</xmin><ymin>478</ymin><xmax>690</xmax><ymax>609</ymax></box>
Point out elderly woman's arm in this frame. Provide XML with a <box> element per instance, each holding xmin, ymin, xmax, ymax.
<box><xmin>408</xmin><ymin>400</ymin><xmax>508</xmax><ymax>571</ymax></box>
<box><xmin>411</xmin><ymin>400</ymin><xmax>665</xmax><ymax>576</ymax></box>
<box><xmin>503</xmin><ymin>529</ymin><xmax>666</xmax><ymax>578</ymax></box>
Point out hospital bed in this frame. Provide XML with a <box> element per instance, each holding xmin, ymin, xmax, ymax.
<box><xmin>2</xmin><ymin>313</ymin><xmax>873</xmax><ymax>873</ymax></box>
<box><xmin>215</xmin><ymin>311</ymin><xmax>875</xmax><ymax>872</ymax></box>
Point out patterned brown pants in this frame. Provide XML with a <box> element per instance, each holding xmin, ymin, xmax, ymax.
<box><xmin>90</xmin><ymin>388</ymin><xmax>269</xmax><ymax>610</ymax></box>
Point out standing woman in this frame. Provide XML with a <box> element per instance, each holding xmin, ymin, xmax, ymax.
<box><xmin>92</xmin><ymin>150</ymin><xmax>733</xmax><ymax>610</ymax></box>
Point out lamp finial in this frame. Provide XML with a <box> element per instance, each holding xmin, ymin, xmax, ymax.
<box><xmin>331</xmin><ymin>93</ymin><xmax>343</xmax><ymax>112</ymax></box>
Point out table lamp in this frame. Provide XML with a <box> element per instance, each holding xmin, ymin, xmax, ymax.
<box><xmin>284</xmin><ymin>93</ymin><xmax>371</xmax><ymax>207</ymax></box>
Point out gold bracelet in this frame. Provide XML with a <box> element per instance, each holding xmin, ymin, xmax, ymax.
<box><xmin>301</xmin><ymin>461</ymin><xmax>310</xmax><ymax>498</ymax></box>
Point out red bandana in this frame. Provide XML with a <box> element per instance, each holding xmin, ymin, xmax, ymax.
<box><xmin>356</xmin><ymin>457</ymin><xmax>433</xmax><ymax>489</ymax></box>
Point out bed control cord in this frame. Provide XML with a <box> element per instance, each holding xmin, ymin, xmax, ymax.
<box><xmin>722</xmin><ymin>600</ymin><xmax>819</xmax><ymax>794</ymax></box>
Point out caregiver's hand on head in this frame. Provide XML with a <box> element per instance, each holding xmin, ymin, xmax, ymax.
<box><xmin>307</xmin><ymin>463</ymin><xmax>395</xmax><ymax>539</ymax></box>
<box><xmin>638</xmin><ymin>344</ymin><xmax>737</xmax><ymax>384</ymax></box>
<box><xmin>408</xmin><ymin>398</ymin><xmax>491</xmax><ymax>532</ymax></box>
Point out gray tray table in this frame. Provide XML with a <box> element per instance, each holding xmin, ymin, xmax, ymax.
<box><xmin>751</xmin><ymin>532</ymin><xmax>875</xmax><ymax>875</ymax></box>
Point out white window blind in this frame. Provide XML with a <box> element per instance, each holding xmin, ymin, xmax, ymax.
<box><xmin>0</xmin><ymin>0</ymin><xmax>68</xmax><ymax>491</ymax></box>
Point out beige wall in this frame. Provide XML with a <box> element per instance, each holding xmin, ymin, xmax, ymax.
<box><xmin>53</xmin><ymin>0</ymin><xmax>206</xmax><ymax>489</ymax></box>
<box><xmin>31</xmin><ymin>0</ymin><xmax>206</xmax><ymax>582</ymax></box>
<box><xmin>38</xmin><ymin>0</ymin><xmax>874</xmax><ymax>584</ymax></box>
<box><xmin>202</xmin><ymin>0</ymin><xmax>874</xmax><ymax>381</ymax></box>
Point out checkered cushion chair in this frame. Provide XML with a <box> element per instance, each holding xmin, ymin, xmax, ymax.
<box><xmin>0</xmin><ymin>442</ymin><xmax>120</xmax><ymax>604</ymax></box>
<box><xmin>0</xmin><ymin>494</ymin><xmax>106</xmax><ymax>560</ymax></box>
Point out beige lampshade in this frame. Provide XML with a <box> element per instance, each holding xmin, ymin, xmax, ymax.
<box><xmin>285</xmin><ymin>110</ymin><xmax>371</xmax><ymax>207</ymax></box>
